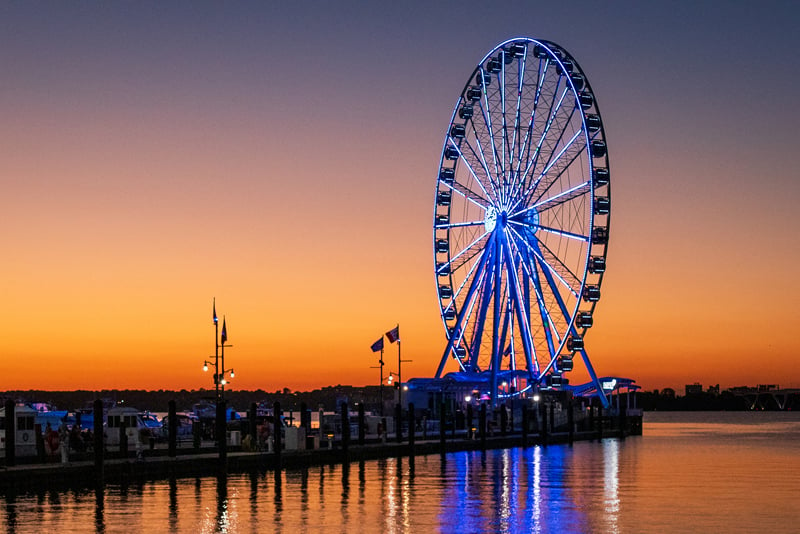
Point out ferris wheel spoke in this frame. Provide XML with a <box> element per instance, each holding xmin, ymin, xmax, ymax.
<box><xmin>514</xmin><ymin>180</ymin><xmax>590</xmax><ymax>217</ymax></box>
<box><xmin>467</xmin><ymin>258</ymin><xmax>497</xmax><ymax>372</ymax></box>
<box><xmin>436</xmin><ymin>219</ymin><xmax>485</xmax><ymax>229</ymax></box>
<box><xmin>441</xmin><ymin>178</ymin><xmax>490</xmax><ymax>210</ymax></box>
<box><xmin>477</xmin><ymin>88</ymin><xmax>502</xmax><ymax>187</ymax></box>
<box><xmin>534</xmin><ymin>224</ymin><xmax>590</xmax><ymax>243</ymax></box>
<box><xmin>531</xmin><ymin>236</ymin><xmax>583</xmax><ymax>290</ymax></box>
<box><xmin>458</xmin><ymin>135</ymin><xmax>501</xmax><ymax>204</ymax></box>
<box><xmin>507</xmin><ymin>225</ymin><xmax>581</xmax><ymax>297</ymax></box>
<box><xmin>444</xmin><ymin>230</ymin><xmax>491</xmax><ymax>274</ymax></box>
<box><xmin>507</xmin><ymin>230</ymin><xmax>570</xmax><ymax>360</ymax></box>
<box><xmin>513</xmin><ymin>106</ymin><xmax>580</xmax><ymax>211</ymax></box>
<box><xmin>501</xmin><ymin>232</ymin><xmax>538</xmax><ymax>377</ymax></box>
<box><xmin>436</xmin><ymin>233</ymin><xmax>496</xmax><ymax>378</ymax></box>
<box><xmin>522</xmin><ymin>83</ymin><xmax>567</xmax><ymax>181</ymax></box>
<box><xmin>500</xmin><ymin>53</ymin><xmax>508</xmax><ymax>191</ymax></box>
<box><xmin>525</xmin><ymin>123</ymin><xmax>584</xmax><ymax>207</ymax></box>
<box><xmin>508</xmin><ymin>58</ymin><xmax>546</xmax><ymax>208</ymax></box>
<box><xmin>511</xmin><ymin>85</ymin><xmax>570</xmax><ymax>210</ymax></box>
<box><xmin>533</xmin><ymin>249</ymin><xmax>577</xmax><ymax>337</ymax></box>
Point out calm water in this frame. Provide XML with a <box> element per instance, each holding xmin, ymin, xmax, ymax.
<box><xmin>2</xmin><ymin>412</ymin><xmax>798</xmax><ymax>533</ymax></box>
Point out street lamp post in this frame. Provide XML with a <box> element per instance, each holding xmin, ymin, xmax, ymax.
<box><xmin>204</xmin><ymin>300</ymin><xmax>234</xmax><ymax>461</ymax></box>
<box><xmin>370</xmin><ymin>355</ymin><xmax>385</xmax><ymax>416</ymax></box>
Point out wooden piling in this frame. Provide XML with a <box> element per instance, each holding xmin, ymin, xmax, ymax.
<box><xmin>567</xmin><ymin>398</ymin><xmax>574</xmax><ymax>445</ymax></box>
<box><xmin>597</xmin><ymin>405</ymin><xmax>604</xmax><ymax>440</ymax></box>
<box><xmin>439</xmin><ymin>401</ymin><xmax>446</xmax><ymax>452</ymax></box>
<box><xmin>273</xmin><ymin>401</ymin><xmax>282</xmax><ymax>464</ymax></box>
<box><xmin>93</xmin><ymin>399</ymin><xmax>104</xmax><ymax>484</ymax></box>
<box><xmin>408</xmin><ymin>402</ymin><xmax>415</xmax><ymax>458</ymax></box>
<box><xmin>341</xmin><ymin>402</ymin><xmax>349</xmax><ymax>454</ymax></box>
<box><xmin>479</xmin><ymin>403</ymin><xmax>487</xmax><ymax>451</ymax></box>
<box><xmin>4</xmin><ymin>400</ymin><xmax>14</xmax><ymax>467</ymax></box>
<box><xmin>168</xmin><ymin>400</ymin><xmax>177</xmax><ymax>458</ymax></box>
<box><xmin>541</xmin><ymin>402</ymin><xmax>548</xmax><ymax>445</ymax></box>
<box><xmin>522</xmin><ymin>404</ymin><xmax>530</xmax><ymax>447</ymax></box>
<box><xmin>119</xmin><ymin>421</ymin><xmax>128</xmax><ymax>458</ymax></box>
<box><xmin>216</xmin><ymin>401</ymin><xmax>227</xmax><ymax>464</ymax></box>
<box><xmin>395</xmin><ymin>404</ymin><xmax>402</xmax><ymax>443</ymax></box>
<box><xmin>357</xmin><ymin>403</ymin><xmax>365</xmax><ymax>446</ymax></box>
<box><xmin>466</xmin><ymin>404</ymin><xmax>474</xmax><ymax>440</ymax></box>
<box><xmin>249</xmin><ymin>402</ymin><xmax>257</xmax><ymax>446</ymax></box>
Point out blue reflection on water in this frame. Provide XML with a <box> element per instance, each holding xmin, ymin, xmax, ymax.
<box><xmin>441</xmin><ymin>445</ymin><xmax>596</xmax><ymax>533</ymax></box>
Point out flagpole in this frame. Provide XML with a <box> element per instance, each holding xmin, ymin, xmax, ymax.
<box><xmin>221</xmin><ymin>315</ymin><xmax>226</xmax><ymax>400</ymax></box>
<box><xmin>214</xmin><ymin>298</ymin><xmax>219</xmax><ymax>401</ymax></box>
<box><xmin>397</xmin><ymin>325</ymin><xmax>402</xmax><ymax>408</ymax></box>
<box><xmin>380</xmin><ymin>347</ymin><xmax>384</xmax><ymax>417</ymax></box>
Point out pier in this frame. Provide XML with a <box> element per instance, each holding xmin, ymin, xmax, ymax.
<box><xmin>0</xmin><ymin>405</ymin><xmax>642</xmax><ymax>491</ymax></box>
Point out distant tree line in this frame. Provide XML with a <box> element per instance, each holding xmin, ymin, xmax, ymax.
<box><xmin>635</xmin><ymin>390</ymin><xmax>749</xmax><ymax>411</ymax></box>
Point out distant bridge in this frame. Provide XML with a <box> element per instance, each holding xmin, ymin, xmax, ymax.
<box><xmin>729</xmin><ymin>387</ymin><xmax>800</xmax><ymax>411</ymax></box>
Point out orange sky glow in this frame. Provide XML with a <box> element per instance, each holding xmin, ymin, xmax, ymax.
<box><xmin>2</xmin><ymin>3</ymin><xmax>799</xmax><ymax>394</ymax></box>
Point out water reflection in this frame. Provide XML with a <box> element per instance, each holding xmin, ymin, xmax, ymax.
<box><xmin>169</xmin><ymin>477</ymin><xmax>178</xmax><ymax>533</ymax></box>
<box><xmin>215</xmin><ymin>474</ymin><xmax>229</xmax><ymax>533</ymax></box>
<box><xmin>5</xmin><ymin>490</ymin><xmax>17</xmax><ymax>534</ymax></box>
<box><xmin>603</xmin><ymin>439</ymin><xmax>620</xmax><ymax>533</ymax></box>
<box><xmin>94</xmin><ymin>485</ymin><xmax>104</xmax><ymax>534</ymax></box>
<box><xmin>2</xmin><ymin>414</ymin><xmax>799</xmax><ymax>532</ymax></box>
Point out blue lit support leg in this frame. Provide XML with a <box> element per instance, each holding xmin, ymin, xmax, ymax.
<box><xmin>469</xmin><ymin>250</ymin><xmax>497</xmax><ymax>372</ymax></box>
<box><xmin>490</xmin><ymin>229</ymin><xmax>503</xmax><ymax>406</ymax></box>
<box><xmin>501</xmin><ymin>233</ymin><xmax>537</xmax><ymax>384</ymax></box>
<box><xmin>532</xmin><ymin>243</ymin><xmax>609</xmax><ymax>408</ymax></box>
<box><xmin>435</xmin><ymin>233</ymin><xmax>495</xmax><ymax>378</ymax></box>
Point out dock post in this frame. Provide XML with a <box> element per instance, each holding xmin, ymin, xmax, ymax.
<box><xmin>273</xmin><ymin>402</ymin><xmax>282</xmax><ymax>464</ymax></box>
<box><xmin>568</xmin><ymin>398</ymin><xmax>575</xmax><ymax>444</ymax></box>
<box><xmin>619</xmin><ymin>404</ymin><xmax>627</xmax><ymax>439</ymax></box>
<box><xmin>439</xmin><ymin>401</ymin><xmax>446</xmax><ymax>452</ymax></box>
<box><xmin>168</xmin><ymin>400</ymin><xmax>177</xmax><ymax>457</ymax></box>
<box><xmin>408</xmin><ymin>402</ymin><xmax>415</xmax><ymax>457</ymax></box>
<box><xmin>466</xmin><ymin>404</ymin><xmax>473</xmax><ymax>440</ymax></box>
<box><xmin>4</xmin><ymin>400</ymin><xmax>14</xmax><ymax>467</ymax></box>
<box><xmin>357</xmin><ymin>403</ymin><xmax>365</xmax><ymax>446</ymax></box>
<box><xmin>500</xmin><ymin>404</ymin><xmax>508</xmax><ymax>436</ymax></box>
<box><xmin>341</xmin><ymin>401</ymin><xmax>349</xmax><ymax>454</ymax></box>
<box><xmin>521</xmin><ymin>404</ymin><xmax>529</xmax><ymax>447</ymax></box>
<box><xmin>300</xmin><ymin>402</ymin><xmax>309</xmax><ymax>433</ymax></box>
<box><xmin>479</xmin><ymin>403</ymin><xmax>487</xmax><ymax>451</ymax></box>
<box><xmin>549</xmin><ymin>403</ymin><xmax>555</xmax><ymax>434</ymax></box>
<box><xmin>216</xmin><ymin>400</ymin><xmax>227</xmax><ymax>465</ymax></box>
<box><xmin>541</xmin><ymin>402</ymin><xmax>548</xmax><ymax>445</ymax></box>
<box><xmin>249</xmin><ymin>403</ymin><xmax>257</xmax><ymax>447</ymax></box>
<box><xmin>395</xmin><ymin>404</ymin><xmax>402</xmax><ymax>443</ymax></box>
<box><xmin>597</xmin><ymin>405</ymin><xmax>604</xmax><ymax>440</ymax></box>
<box><xmin>93</xmin><ymin>399</ymin><xmax>104</xmax><ymax>483</ymax></box>
<box><xmin>119</xmin><ymin>421</ymin><xmax>128</xmax><ymax>458</ymax></box>
<box><xmin>588</xmin><ymin>403</ymin><xmax>595</xmax><ymax>436</ymax></box>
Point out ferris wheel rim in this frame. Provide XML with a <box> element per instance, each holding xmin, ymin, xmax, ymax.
<box><xmin>433</xmin><ymin>38</ymin><xmax>610</xmax><ymax>395</ymax></box>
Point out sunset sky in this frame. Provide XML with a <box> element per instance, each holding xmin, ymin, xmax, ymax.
<box><xmin>2</xmin><ymin>2</ymin><xmax>799</xmax><ymax>393</ymax></box>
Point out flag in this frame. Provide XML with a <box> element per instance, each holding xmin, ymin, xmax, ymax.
<box><xmin>221</xmin><ymin>317</ymin><xmax>228</xmax><ymax>344</ymax></box>
<box><xmin>370</xmin><ymin>337</ymin><xmax>384</xmax><ymax>352</ymax></box>
<box><xmin>213</xmin><ymin>299</ymin><xmax>218</xmax><ymax>324</ymax></box>
<box><xmin>386</xmin><ymin>325</ymin><xmax>400</xmax><ymax>343</ymax></box>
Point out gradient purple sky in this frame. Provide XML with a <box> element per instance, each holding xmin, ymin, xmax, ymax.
<box><xmin>2</xmin><ymin>1</ymin><xmax>799</xmax><ymax>392</ymax></box>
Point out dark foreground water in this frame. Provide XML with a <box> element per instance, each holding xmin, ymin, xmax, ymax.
<box><xmin>2</xmin><ymin>412</ymin><xmax>798</xmax><ymax>533</ymax></box>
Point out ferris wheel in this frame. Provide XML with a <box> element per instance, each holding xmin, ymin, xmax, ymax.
<box><xmin>433</xmin><ymin>38</ymin><xmax>610</xmax><ymax>404</ymax></box>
